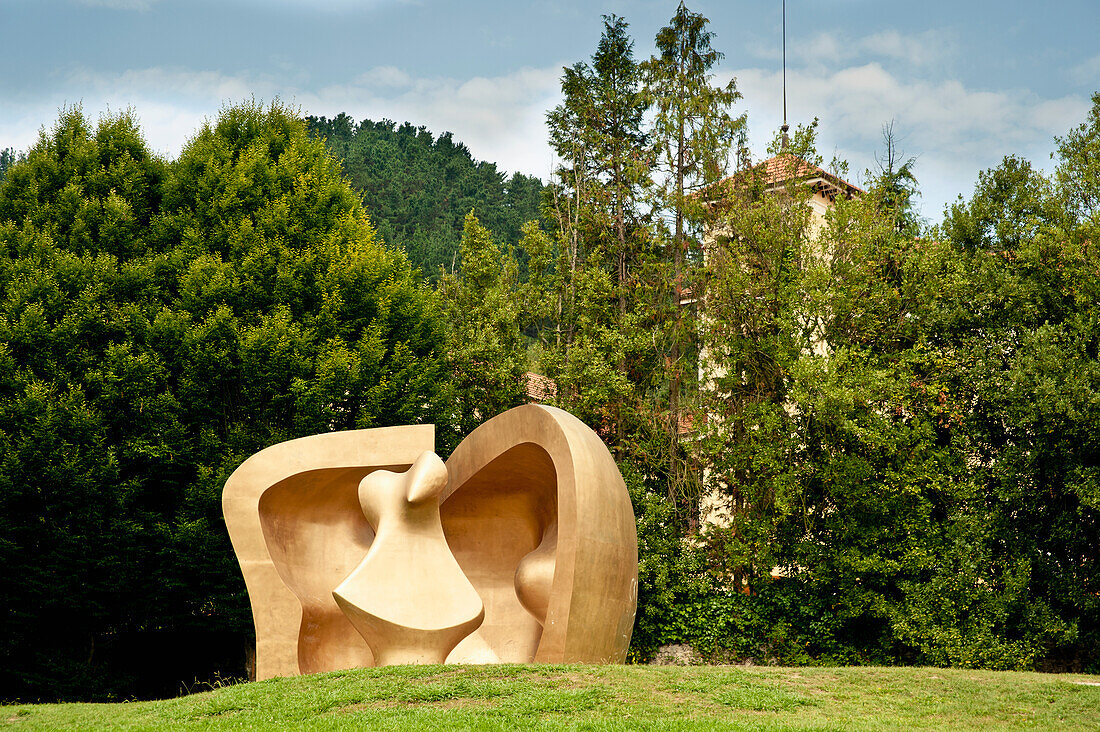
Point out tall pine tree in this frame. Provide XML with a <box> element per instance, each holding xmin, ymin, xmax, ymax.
<box><xmin>542</xmin><ymin>15</ymin><xmax>653</xmax><ymax>445</ymax></box>
<box><xmin>642</xmin><ymin>2</ymin><xmax>746</xmax><ymax>518</ymax></box>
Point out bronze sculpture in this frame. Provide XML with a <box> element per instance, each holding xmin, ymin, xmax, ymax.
<box><xmin>223</xmin><ymin>404</ymin><xmax>638</xmax><ymax>678</ymax></box>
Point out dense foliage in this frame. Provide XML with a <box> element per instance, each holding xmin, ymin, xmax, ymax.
<box><xmin>305</xmin><ymin>115</ymin><xmax>544</xmax><ymax>279</ymax></box>
<box><xmin>0</xmin><ymin>103</ymin><xmax>448</xmax><ymax>700</ymax></box>
<box><xmin>439</xmin><ymin>8</ymin><xmax>1100</xmax><ymax>674</ymax></box>
<box><xmin>0</xmin><ymin>147</ymin><xmax>17</xmax><ymax>184</ymax></box>
<box><xmin>3</xmin><ymin>5</ymin><xmax>1100</xmax><ymax>704</ymax></box>
<box><xmin>631</xmin><ymin>115</ymin><xmax>1100</xmax><ymax>671</ymax></box>
<box><xmin>435</xmin><ymin>213</ymin><xmax>528</xmax><ymax>442</ymax></box>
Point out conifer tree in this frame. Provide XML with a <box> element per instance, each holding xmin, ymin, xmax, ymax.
<box><xmin>1055</xmin><ymin>91</ymin><xmax>1100</xmax><ymax>227</ymax></box>
<box><xmin>543</xmin><ymin>15</ymin><xmax>652</xmax><ymax>445</ymax></box>
<box><xmin>437</xmin><ymin>213</ymin><xmax>527</xmax><ymax>446</ymax></box>
<box><xmin>0</xmin><ymin>103</ymin><xmax>449</xmax><ymax>701</ymax></box>
<box><xmin>642</xmin><ymin>2</ymin><xmax>745</xmax><ymax>515</ymax></box>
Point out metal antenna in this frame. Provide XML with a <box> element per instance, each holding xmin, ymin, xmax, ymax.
<box><xmin>781</xmin><ymin>0</ymin><xmax>790</xmax><ymax>151</ymax></box>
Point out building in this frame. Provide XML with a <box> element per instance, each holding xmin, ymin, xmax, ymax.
<box><xmin>695</xmin><ymin>151</ymin><xmax>863</xmax><ymax>529</ymax></box>
<box><xmin>706</xmin><ymin>153</ymin><xmax>863</xmax><ymax>240</ymax></box>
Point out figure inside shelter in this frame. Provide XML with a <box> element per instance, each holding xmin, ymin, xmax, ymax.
<box><xmin>222</xmin><ymin>404</ymin><xmax>638</xmax><ymax>679</ymax></box>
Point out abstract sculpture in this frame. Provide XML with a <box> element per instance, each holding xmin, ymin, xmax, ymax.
<box><xmin>333</xmin><ymin>451</ymin><xmax>485</xmax><ymax>666</ymax></box>
<box><xmin>223</xmin><ymin>404</ymin><xmax>638</xmax><ymax>679</ymax></box>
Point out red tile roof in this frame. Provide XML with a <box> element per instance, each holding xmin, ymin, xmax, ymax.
<box><xmin>757</xmin><ymin>154</ymin><xmax>820</xmax><ymax>185</ymax></box>
<box><xmin>524</xmin><ymin>372</ymin><xmax>557</xmax><ymax>403</ymax></box>
<box><xmin>710</xmin><ymin>154</ymin><xmax>863</xmax><ymax>200</ymax></box>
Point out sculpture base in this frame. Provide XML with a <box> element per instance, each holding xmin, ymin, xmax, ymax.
<box><xmin>333</xmin><ymin>591</ymin><xmax>485</xmax><ymax>666</ymax></box>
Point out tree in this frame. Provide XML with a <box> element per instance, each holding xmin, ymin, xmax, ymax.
<box><xmin>1055</xmin><ymin>91</ymin><xmax>1100</xmax><ymax>227</ymax></box>
<box><xmin>589</xmin><ymin>14</ymin><xmax>650</xmax><ymax>320</ymax></box>
<box><xmin>546</xmin><ymin>14</ymin><xmax>649</xmax><ymax>281</ymax></box>
<box><xmin>542</xmin><ymin>14</ymin><xmax>653</xmax><ymax>443</ymax></box>
<box><xmin>930</xmin><ymin>138</ymin><xmax>1100</xmax><ymax>669</ymax></box>
<box><xmin>695</xmin><ymin>125</ymin><xmax>818</xmax><ymax>587</ymax></box>
<box><xmin>0</xmin><ymin>102</ymin><xmax>450</xmax><ymax>701</ymax></box>
<box><xmin>753</xmin><ymin>119</ymin><xmax>1099</xmax><ymax>670</ymax></box>
<box><xmin>0</xmin><ymin>147</ymin><xmax>17</xmax><ymax>183</ymax></box>
<box><xmin>306</xmin><ymin>116</ymin><xmax>544</xmax><ymax>279</ymax></box>
<box><xmin>642</xmin><ymin>0</ymin><xmax>745</xmax><ymax>514</ymax></box>
<box><xmin>437</xmin><ymin>213</ymin><xmax>528</xmax><ymax>445</ymax></box>
<box><xmin>941</xmin><ymin>155</ymin><xmax>1061</xmax><ymax>252</ymax></box>
<box><xmin>866</xmin><ymin>121</ymin><xmax>921</xmax><ymax>236</ymax></box>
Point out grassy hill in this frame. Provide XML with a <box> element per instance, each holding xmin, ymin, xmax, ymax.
<box><xmin>3</xmin><ymin>664</ymin><xmax>1099</xmax><ymax>731</ymax></box>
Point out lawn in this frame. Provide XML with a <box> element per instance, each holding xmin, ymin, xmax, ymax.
<box><xmin>3</xmin><ymin>664</ymin><xmax>1099</xmax><ymax>731</ymax></box>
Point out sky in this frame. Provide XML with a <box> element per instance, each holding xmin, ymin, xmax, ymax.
<box><xmin>2</xmin><ymin>0</ymin><xmax>1098</xmax><ymax>223</ymax></box>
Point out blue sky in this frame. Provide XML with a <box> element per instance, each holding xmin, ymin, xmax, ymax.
<box><xmin>3</xmin><ymin>0</ymin><xmax>1098</xmax><ymax>221</ymax></box>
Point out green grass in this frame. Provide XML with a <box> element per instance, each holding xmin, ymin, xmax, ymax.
<box><xmin>3</xmin><ymin>664</ymin><xmax>1099</xmax><ymax>731</ymax></box>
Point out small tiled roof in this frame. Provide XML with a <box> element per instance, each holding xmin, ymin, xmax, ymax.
<box><xmin>709</xmin><ymin>154</ymin><xmax>863</xmax><ymax>200</ymax></box>
<box><xmin>757</xmin><ymin>154</ymin><xmax>818</xmax><ymax>185</ymax></box>
<box><xmin>524</xmin><ymin>372</ymin><xmax>557</xmax><ymax>403</ymax></box>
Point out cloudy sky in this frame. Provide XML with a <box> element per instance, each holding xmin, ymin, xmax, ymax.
<box><xmin>2</xmin><ymin>0</ymin><xmax>1097</xmax><ymax>221</ymax></box>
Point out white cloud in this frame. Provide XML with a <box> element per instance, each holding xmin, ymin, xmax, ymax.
<box><xmin>355</xmin><ymin>66</ymin><xmax>414</xmax><ymax>89</ymax></box>
<box><xmin>0</xmin><ymin>64</ymin><xmax>563</xmax><ymax>179</ymax></box>
<box><xmin>231</xmin><ymin>0</ymin><xmax>415</xmax><ymax>12</ymax></box>
<box><xmin>3</xmin><ymin>52</ymin><xmax>1090</xmax><ymax>224</ymax></box>
<box><xmin>0</xmin><ymin>66</ymin><xmax>289</xmax><ymax>160</ymax></box>
<box><xmin>730</xmin><ymin>61</ymin><xmax>1090</xmax><ymax>217</ymax></box>
<box><xmin>860</xmin><ymin>29</ymin><xmax>958</xmax><ymax>68</ymax></box>
<box><xmin>76</xmin><ymin>0</ymin><xmax>412</xmax><ymax>9</ymax></box>
<box><xmin>1071</xmin><ymin>54</ymin><xmax>1100</xmax><ymax>85</ymax></box>
<box><xmin>304</xmin><ymin>65</ymin><xmax>562</xmax><ymax>178</ymax></box>
<box><xmin>66</xmin><ymin>67</ymin><xmax>263</xmax><ymax>103</ymax></box>
<box><xmin>789</xmin><ymin>28</ymin><xmax>958</xmax><ymax>72</ymax></box>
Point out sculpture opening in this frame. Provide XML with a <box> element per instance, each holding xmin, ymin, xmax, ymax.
<box><xmin>441</xmin><ymin>441</ymin><xmax>558</xmax><ymax>663</ymax></box>
<box><xmin>258</xmin><ymin>467</ymin><xmax>379</xmax><ymax>673</ymax></box>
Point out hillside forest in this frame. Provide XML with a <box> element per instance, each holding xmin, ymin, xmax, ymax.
<box><xmin>1</xmin><ymin>5</ymin><xmax>1099</xmax><ymax>702</ymax></box>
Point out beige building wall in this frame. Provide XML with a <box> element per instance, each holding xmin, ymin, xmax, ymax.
<box><xmin>696</xmin><ymin>158</ymin><xmax>860</xmax><ymax>529</ymax></box>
